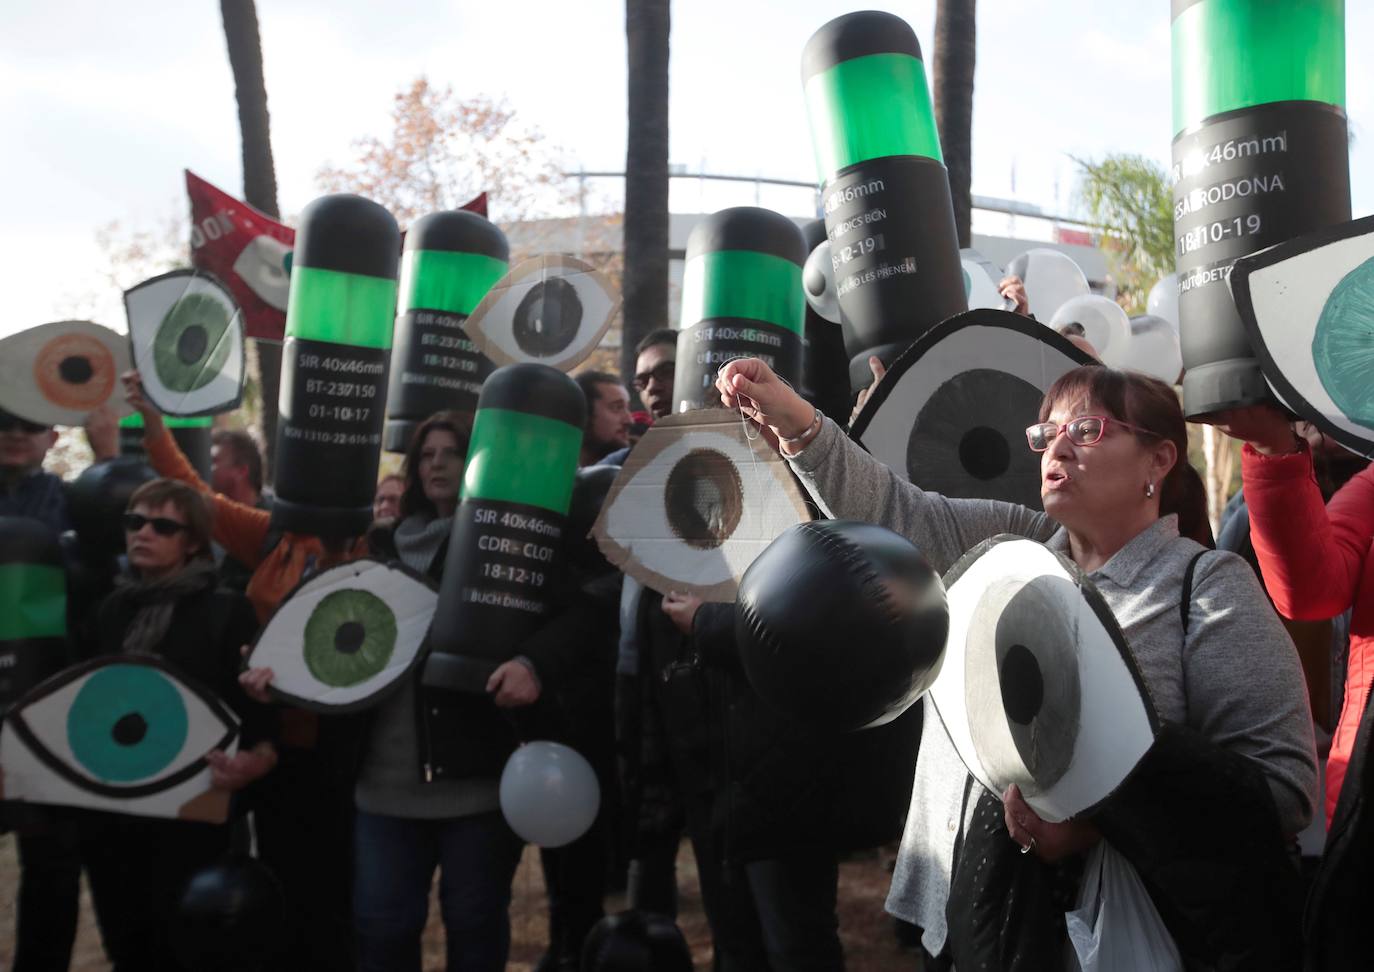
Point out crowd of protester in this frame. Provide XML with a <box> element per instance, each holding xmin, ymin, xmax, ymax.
<box><xmin>1</xmin><ymin>273</ymin><xmax>1370</xmax><ymax>971</ymax></box>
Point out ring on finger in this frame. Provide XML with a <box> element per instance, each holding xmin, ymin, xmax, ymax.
<box><xmin>1019</xmin><ymin>836</ymin><xmax>1037</xmax><ymax>855</ymax></box>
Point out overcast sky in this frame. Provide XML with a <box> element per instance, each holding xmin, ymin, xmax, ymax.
<box><xmin>3</xmin><ymin>0</ymin><xmax>1371</xmax><ymax>336</ymax></box>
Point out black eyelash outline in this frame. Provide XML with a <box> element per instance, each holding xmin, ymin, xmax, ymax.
<box><xmin>5</xmin><ymin>654</ymin><xmax>238</xmax><ymax>799</ymax></box>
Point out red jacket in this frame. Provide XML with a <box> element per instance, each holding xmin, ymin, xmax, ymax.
<box><xmin>1244</xmin><ymin>444</ymin><xmax>1374</xmax><ymax>823</ymax></box>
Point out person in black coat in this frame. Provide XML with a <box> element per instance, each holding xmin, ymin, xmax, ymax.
<box><xmin>77</xmin><ymin>478</ymin><xmax>274</xmax><ymax>971</ymax></box>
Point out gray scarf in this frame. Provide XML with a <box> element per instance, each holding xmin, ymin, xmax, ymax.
<box><xmin>394</xmin><ymin>514</ymin><xmax>453</xmax><ymax>574</ymax></box>
<box><xmin>110</xmin><ymin>560</ymin><xmax>219</xmax><ymax>655</ymax></box>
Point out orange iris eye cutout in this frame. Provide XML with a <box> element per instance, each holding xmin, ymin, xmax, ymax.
<box><xmin>34</xmin><ymin>334</ymin><xmax>116</xmax><ymax>411</ymax></box>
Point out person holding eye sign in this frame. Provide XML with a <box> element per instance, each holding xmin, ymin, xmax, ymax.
<box><xmin>73</xmin><ymin>478</ymin><xmax>274</xmax><ymax>971</ymax></box>
<box><xmin>715</xmin><ymin>356</ymin><xmax>1317</xmax><ymax>969</ymax></box>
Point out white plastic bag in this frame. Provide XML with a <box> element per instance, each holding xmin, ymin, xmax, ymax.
<box><xmin>1066</xmin><ymin>841</ymin><xmax>1183</xmax><ymax>972</ymax></box>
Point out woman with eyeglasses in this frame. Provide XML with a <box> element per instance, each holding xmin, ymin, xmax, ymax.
<box><xmin>78</xmin><ymin>478</ymin><xmax>273</xmax><ymax>971</ymax></box>
<box><xmin>713</xmin><ymin>358</ymin><xmax>1317</xmax><ymax>968</ymax></box>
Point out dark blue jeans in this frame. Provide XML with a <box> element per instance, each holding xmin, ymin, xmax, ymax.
<box><xmin>353</xmin><ymin>809</ymin><xmax>524</xmax><ymax>972</ymax></box>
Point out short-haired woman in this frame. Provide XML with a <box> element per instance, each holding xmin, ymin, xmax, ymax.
<box><xmin>714</xmin><ymin>358</ymin><xmax>1317</xmax><ymax>967</ymax></box>
<box><xmin>78</xmin><ymin>478</ymin><xmax>274</xmax><ymax>971</ymax></box>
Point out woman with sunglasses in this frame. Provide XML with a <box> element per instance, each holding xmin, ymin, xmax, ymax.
<box><xmin>78</xmin><ymin>478</ymin><xmax>273</xmax><ymax>970</ymax></box>
<box><xmin>714</xmin><ymin>357</ymin><xmax>1317</xmax><ymax>967</ymax></box>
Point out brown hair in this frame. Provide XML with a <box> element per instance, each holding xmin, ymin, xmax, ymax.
<box><xmin>211</xmin><ymin>428</ymin><xmax>264</xmax><ymax>493</ymax></box>
<box><xmin>400</xmin><ymin>411</ymin><xmax>473</xmax><ymax>520</ymax></box>
<box><xmin>126</xmin><ymin>478</ymin><xmax>215</xmax><ymax>561</ymax></box>
<box><xmin>1039</xmin><ymin>365</ymin><xmax>1214</xmax><ymax>547</ymax></box>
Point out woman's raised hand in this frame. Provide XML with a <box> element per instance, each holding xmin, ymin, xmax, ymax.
<box><xmin>120</xmin><ymin>370</ymin><xmax>165</xmax><ymax>438</ymax></box>
<box><xmin>1208</xmin><ymin>403</ymin><xmax>1299</xmax><ymax>456</ymax></box>
<box><xmin>714</xmin><ymin>357</ymin><xmax>818</xmax><ymax>455</ymax></box>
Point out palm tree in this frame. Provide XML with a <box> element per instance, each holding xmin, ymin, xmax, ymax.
<box><xmin>220</xmin><ymin>0</ymin><xmax>282</xmax><ymax>476</ymax></box>
<box><xmin>622</xmin><ymin>0</ymin><xmax>671</xmax><ymax>388</ymax></box>
<box><xmin>932</xmin><ymin>0</ymin><xmax>976</xmax><ymax>248</ymax></box>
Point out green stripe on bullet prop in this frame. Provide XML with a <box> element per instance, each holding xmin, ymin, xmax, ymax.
<box><xmin>805</xmin><ymin>51</ymin><xmax>943</xmax><ymax>178</ymax></box>
<box><xmin>285</xmin><ymin>266</ymin><xmax>398</xmax><ymax>350</ymax></box>
<box><xmin>680</xmin><ymin>251</ymin><xmax>805</xmax><ymax>335</ymax></box>
<box><xmin>461</xmin><ymin>408</ymin><xmax>582</xmax><ymax>514</ymax></box>
<box><xmin>119</xmin><ymin>413</ymin><xmax>213</xmax><ymax>429</ymax></box>
<box><xmin>0</xmin><ymin>564</ymin><xmax>66</xmax><ymax>640</ymax></box>
<box><xmin>398</xmin><ymin>249</ymin><xmax>510</xmax><ymax>317</ymax></box>
<box><xmin>1171</xmin><ymin>0</ymin><xmax>1345</xmax><ymax>134</ymax></box>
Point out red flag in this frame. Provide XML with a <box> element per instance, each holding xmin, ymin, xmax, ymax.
<box><xmin>186</xmin><ymin>170</ymin><xmax>294</xmax><ymax>341</ymax></box>
<box><xmin>185</xmin><ymin>171</ymin><xmax>490</xmax><ymax>341</ymax></box>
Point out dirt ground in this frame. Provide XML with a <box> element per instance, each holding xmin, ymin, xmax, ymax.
<box><xmin>0</xmin><ymin>833</ymin><xmax>920</xmax><ymax>970</ymax></box>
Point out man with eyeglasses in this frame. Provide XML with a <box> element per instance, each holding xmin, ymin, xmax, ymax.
<box><xmin>1</xmin><ymin>404</ymin><xmax>118</xmax><ymax>972</ymax></box>
<box><xmin>601</xmin><ymin>330</ymin><xmax>678</xmax><ymax>469</ymax></box>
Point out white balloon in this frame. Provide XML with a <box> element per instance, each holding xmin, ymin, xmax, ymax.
<box><xmin>1146</xmin><ymin>275</ymin><xmax>1180</xmax><ymax>335</ymax></box>
<box><xmin>803</xmin><ymin>241</ymin><xmax>841</xmax><ymax>324</ymax></box>
<box><xmin>960</xmin><ymin>248</ymin><xmax>1004</xmax><ymax>310</ymax></box>
<box><xmin>499</xmin><ymin>741</ymin><xmax>600</xmax><ymax>847</ymax></box>
<box><xmin>1005</xmin><ymin>248</ymin><xmax>1090</xmax><ymax>320</ymax></box>
<box><xmin>1050</xmin><ymin>295</ymin><xmax>1131</xmax><ymax>364</ymax></box>
<box><xmin>1124</xmin><ymin>315</ymin><xmax>1184</xmax><ymax>384</ymax></box>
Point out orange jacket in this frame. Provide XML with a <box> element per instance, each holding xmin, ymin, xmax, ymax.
<box><xmin>145</xmin><ymin>426</ymin><xmax>368</xmax><ymax>625</ymax></box>
<box><xmin>1245</xmin><ymin>443</ymin><xmax>1374</xmax><ymax>824</ymax></box>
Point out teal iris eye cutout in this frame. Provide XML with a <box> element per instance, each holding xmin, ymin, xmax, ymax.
<box><xmin>303</xmin><ymin>589</ymin><xmax>398</xmax><ymax>688</ymax></box>
<box><xmin>66</xmin><ymin>664</ymin><xmax>188</xmax><ymax>784</ymax></box>
<box><xmin>1314</xmin><ymin>255</ymin><xmax>1374</xmax><ymax>427</ymax></box>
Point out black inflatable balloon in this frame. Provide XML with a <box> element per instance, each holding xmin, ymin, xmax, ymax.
<box><xmin>271</xmin><ymin>194</ymin><xmax>400</xmax><ymax>537</ymax></box>
<box><xmin>800</xmin><ymin>218</ymin><xmax>853</xmax><ymax>422</ymax></box>
<box><xmin>118</xmin><ymin>413</ymin><xmax>213</xmax><ymax>482</ymax></box>
<box><xmin>581</xmin><ymin>910</ymin><xmax>694</xmax><ymax>972</ymax></box>
<box><xmin>65</xmin><ymin>458</ymin><xmax>157</xmax><ymax>557</ymax></box>
<box><xmin>384</xmin><ymin>210</ymin><xmax>509</xmax><ymax>452</ymax></box>
<box><xmin>172</xmin><ymin>855</ymin><xmax>284</xmax><ymax>972</ymax></box>
<box><xmin>735</xmin><ymin>520</ymin><xmax>948</xmax><ymax>733</ymax></box>
<box><xmin>802</xmin><ymin>11</ymin><xmax>967</xmax><ymax>391</ymax></box>
<box><xmin>425</xmin><ymin>364</ymin><xmax>584</xmax><ymax>696</ymax></box>
<box><xmin>1171</xmin><ymin>0</ymin><xmax>1349</xmax><ymax>416</ymax></box>
<box><xmin>0</xmin><ymin>517</ymin><xmax>67</xmax><ymax>711</ymax></box>
<box><xmin>673</xmin><ymin>207</ymin><xmax>806</xmax><ymax>412</ymax></box>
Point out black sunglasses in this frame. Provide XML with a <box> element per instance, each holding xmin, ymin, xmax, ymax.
<box><xmin>0</xmin><ymin>413</ymin><xmax>50</xmax><ymax>435</ymax></box>
<box><xmin>122</xmin><ymin>513</ymin><xmax>189</xmax><ymax>537</ymax></box>
<box><xmin>632</xmin><ymin>360</ymin><xmax>675</xmax><ymax>392</ymax></box>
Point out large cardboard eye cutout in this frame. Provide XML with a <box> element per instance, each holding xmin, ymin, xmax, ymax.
<box><xmin>0</xmin><ymin>655</ymin><xmax>238</xmax><ymax>823</ymax></box>
<box><xmin>0</xmin><ymin>321</ymin><xmax>133</xmax><ymax>426</ymax></box>
<box><xmin>1231</xmin><ymin>214</ymin><xmax>1374</xmax><ymax>458</ymax></box>
<box><xmin>125</xmin><ymin>270</ymin><xmax>246</xmax><ymax>416</ymax></box>
<box><xmin>850</xmin><ymin>309</ymin><xmax>1094</xmax><ymax>509</ymax></box>
<box><xmin>462</xmin><ymin>255</ymin><xmax>618</xmax><ymax>373</ymax></box>
<box><xmin>929</xmin><ymin>536</ymin><xmax>1157</xmax><ymax>822</ymax></box>
<box><xmin>247</xmin><ymin>560</ymin><xmax>437</xmax><ymax>713</ymax></box>
<box><xmin>592</xmin><ymin>410</ymin><xmax>815</xmax><ymax>602</ymax></box>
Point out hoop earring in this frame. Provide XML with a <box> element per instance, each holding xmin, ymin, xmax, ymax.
<box><xmin>1145</xmin><ymin>481</ymin><xmax>1156</xmax><ymax>499</ymax></box>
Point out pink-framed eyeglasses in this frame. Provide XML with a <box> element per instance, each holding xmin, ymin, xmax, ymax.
<box><xmin>1025</xmin><ymin>415</ymin><xmax>1157</xmax><ymax>452</ymax></box>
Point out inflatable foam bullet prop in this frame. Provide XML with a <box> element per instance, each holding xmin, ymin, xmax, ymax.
<box><xmin>425</xmin><ymin>364</ymin><xmax>585</xmax><ymax>691</ymax></box>
<box><xmin>802</xmin><ymin>11</ymin><xmax>967</xmax><ymax>391</ymax></box>
<box><xmin>118</xmin><ymin>413</ymin><xmax>213</xmax><ymax>482</ymax></box>
<box><xmin>1172</xmin><ymin>0</ymin><xmax>1349</xmax><ymax>416</ymax></box>
<box><xmin>384</xmin><ymin>211</ymin><xmax>510</xmax><ymax>452</ymax></box>
<box><xmin>270</xmin><ymin>195</ymin><xmax>400</xmax><ymax>538</ymax></box>
<box><xmin>0</xmin><ymin>518</ymin><xmax>67</xmax><ymax>711</ymax></box>
<box><xmin>673</xmin><ymin>207</ymin><xmax>806</xmax><ymax>413</ymax></box>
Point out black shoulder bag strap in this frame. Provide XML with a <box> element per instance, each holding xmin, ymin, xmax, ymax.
<box><xmin>1180</xmin><ymin>549</ymin><xmax>1209</xmax><ymax>632</ymax></box>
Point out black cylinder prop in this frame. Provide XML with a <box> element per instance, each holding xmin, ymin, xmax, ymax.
<box><xmin>118</xmin><ymin>413</ymin><xmax>213</xmax><ymax>482</ymax></box>
<box><xmin>0</xmin><ymin>517</ymin><xmax>67</xmax><ymax>710</ymax></box>
<box><xmin>384</xmin><ymin>211</ymin><xmax>510</xmax><ymax>452</ymax></box>
<box><xmin>424</xmin><ymin>364</ymin><xmax>586</xmax><ymax>690</ymax></box>
<box><xmin>802</xmin><ymin>11</ymin><xmax>967</xmax><ymax>391</ymax></box>
<box><xmin>1171</xmin><ymin>0</ymin><xmax>1349</xmax><ymax>416</ymax></box>
<box><xmin>673</xmin><ymin>207</ymin><xmax>806</xmax><ymax>412</ymax></box>
<box><xmin>65</xmin><ymin>457</ymin><xmax>157</xmax><ymax>558</ymax></box>
<box><xmin>736</xmin><ymin>520</ymin><xmax>948</xmax><ymax>733</ymax></box>
<box><xmin>270</xmin><ymin>195</ymin><xmax>400</xmax><ymax>537</ymax></box>
<box><xmin>800</xmin><ymin>218</ymin><xmax>854</xmax><ymax>421</ymax></box>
